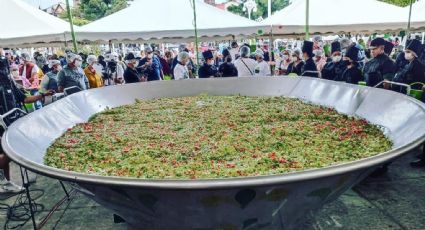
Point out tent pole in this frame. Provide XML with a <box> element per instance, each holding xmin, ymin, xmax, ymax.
<box><xmin>192</xmin><ymin>0</ymin><xmax>200</xmax><ymax>67</ymax></box>
<box><xmin>305</xmin><ymin>0</ymin><xmax>310</xmax><ymax>40</ymax></box>
<box><xmin>407</xmin><ymin>0</ymin><xmax>413</xmax><ymax>37</ymax></box>
<box><xmin>65</xmin><ymin>0</ymin><xmax>78</xmax><ymax>53</ymax></box>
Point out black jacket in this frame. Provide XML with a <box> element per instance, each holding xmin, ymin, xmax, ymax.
<box><xmin>394</xmin><ymin>58</ymin><xmax>425</xmax><ymax>89</ymax></box>
<box><xmin>219</xmin><ymin>62</ymin><xmax>238</xmax><ymax>77</ymax></box>
<box><xmin>342</xmin><ymin>63</ymin><xmax>363</xmax><ymax>85</ymax></box>
<box><xmin>322</xmin><ymin>60</ymin><xmax>346</xmax><ymax>81</ymax></box>
<box><xmin>287</xmin><ymin>61</ymin><xmax>304</xmax><ymax>76</ymax></box>
<box><xmin>302</xmin><ymin>58</ymin><xmax>318</xmax><ymax>77</ymax></box>
<box><xmin>363</xmin><ymin>54</ymin><xmax>396</xmax><ymax>87</ymax></box>
<box><xmin>124</xmin><ymin>67</ymin><xmax>141</xmax><ymax>84</ymax></box>
<box><xmin>198</xmin><ymin>64</ymin><xmax>218</xmax><ymax>78</ymax></box>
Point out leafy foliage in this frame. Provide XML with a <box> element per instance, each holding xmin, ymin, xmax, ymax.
<box><xmin>380</xmin><ymin>0</ymin><xmax>418</xmax><ymax>7</ymax></box>
<box><xmin>60</xmin><ymin>0</ymin><xmax>132</xmax><ymax>25</ymax></box>
<box><xmin>228</xmin><ymin>0</ymin><xmax>290</xmax><ymax>20</ymax></box>
<box><xmin>228</xmin><ymin>0</ymin><xmax>418</xmax><ymax>20</ymax></box>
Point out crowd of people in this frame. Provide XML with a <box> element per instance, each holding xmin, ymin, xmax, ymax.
<box><xmin>1</xmin><ymin>35</ymin><xmax>425</xmax><ymax>193</ymax></box>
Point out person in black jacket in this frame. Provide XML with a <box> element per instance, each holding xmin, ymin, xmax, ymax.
<box><xmin>198</xmin><ymin>50</ymin><xmax>219</xmax><ymax>78</ymax></box>
<box><xmin>287</xmin><ymin>48</ymin><xmax>304</xmax><ymax>76</ymax></box>
<box><xmin>363</xmin><ymin>38</ymin><xmax>396</xmax><ymax>88</ymax></box>
<box><xmin>124</xmin><ymin>53</ymin><xmax>141</xmax><ymax>84</ymax></box>
<box><xmin>341</xmin><ymin>45</ymin><xmax>363</xmax><ymax>85</ymax></box>
<box><xmin>394</xmin><ymin>39</ymin><xmax>425</xmax><ymax>92</ymax></box>
<box><xmin>301</xmin><ymin>41</ymin><xmax>318</xmax><ymax>77</ymax></box>
<box><xmin>322</xmin><ymin>41</ymin><xmax>346</xmax><ymax>81</ymax></box>
<box><xmin>219</xmin><ymin>49</ymin><xmax>238</xmax><ymax>77</ymax></box>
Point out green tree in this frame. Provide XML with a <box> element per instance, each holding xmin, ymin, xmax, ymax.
<box><xmin>228</xmin><ymin>0</ymin><xmax>291</xmax><ymax>20</ymax></box>
<box><xmin>60</xmin><ymin>0</ymin><xmax>132</xmax><ymax>25</ymax></box>
<box><xmin>380</xmin><ymin>0</ymin><xmax>418</xmax><ymax>7</ymax></box>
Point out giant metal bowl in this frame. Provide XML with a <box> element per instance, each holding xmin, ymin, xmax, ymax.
<box><xmin>3</xmin><ymin>77</ymin><xmax>425</xmax><ymax>229</ymax></box>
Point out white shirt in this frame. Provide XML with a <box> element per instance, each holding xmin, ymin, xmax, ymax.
<box><xmin>229</xmin><ymin>48</ymin><xmax>239</xmax><ymax>63</ymax></box>
<box><xmin>173</xmin><ymin>63</ymin><xmax>189</xmax><ymax>80</ymax></box>
<box><xmin>254</xmin><ymin>60</ymin><xmax>271</xmax><ymax>76</ymax></box>
<box><xmin>234</xmin><ymin>58</ymin><xmax>257</xmax><ymax>77</ymax></box>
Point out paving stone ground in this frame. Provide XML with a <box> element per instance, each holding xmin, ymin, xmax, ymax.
<box><xmin>1</xmin><ymin>147</ymin><xmax>424</xmax><ymax>230</ymax></box>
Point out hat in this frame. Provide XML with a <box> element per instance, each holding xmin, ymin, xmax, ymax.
<box><xmin>202</xmin><ymin>50</ymin><xmax>214</xmax><ymax>59</ymax></box>
<box><xmin>406</xmin><ymin>39</ymin><xmax>423</xmax><ymax>57</ymax></box>
<box><xmin>331</xmin><ymin>41</ymin><xmax>341</xmax><ymax>54</ymax></box>
<box><xmin>48</xmin><ymin>60</ymin><xmax>61</xmax><ymax>68</ymax></box>
<box><xmin>145</xmin><ymin>46</ymin><xmax>153</xmax><ymax>53</ymax></box>
<box><xmin>340</xmin><ymin>38</ymin><xmax>352</xmax><ymax>50</ymax></box>
<box><xmin>313</xmin><ymin>35</ymin><xmax>322</xmax><ymax>43</ymax></box>
<box><xmin>384</xmin><ymin>41</ymin><xmax>394</xmax><ymax>55</ymax></box>
<box><xmin>86</xmin><ymin>55</ymin><xmax>97</xmax><ymax>65</ymax></box>
<box><xmin>292</xmin><ymin>48</ymin><xmax>302</xmax><ymax>59</ymax></box>
<box><xmin>369</xmin><ymin>38</ymin><xmax>386</xmax><ymax>49</ymax></box>
<box><xmin>345</xmin><ymin>46</ymin><xmax>360</xmax><ymax>62</ymax></box>
<box><xmin>66</xmin><ymin>53</ymin><xmax>80</xmax><ymax>63</ymax></box>
<box><xmin>302</xmin><ymin>41</ymin><xmax>314</xmax><ymax>57</ymax></box>
<box><xmin>21</xmin><ymin>52</ymin><xmax>31</xmax><ymax>61</ymax></box>
<box><xmin>125</xmin><ymin>52</ymin><xmax>137</xmax><ymax>61</ymax></box>
<box><xmin>255</xmin><ymin>49</ymin><xmax>264</xmax><ymax>59</ymax></box>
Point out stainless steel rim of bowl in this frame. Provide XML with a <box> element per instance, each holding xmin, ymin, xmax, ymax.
<box><xmin>2</xmin><ymin>78</ymin><xmax>425</xmax><ymax>190</ymax></box>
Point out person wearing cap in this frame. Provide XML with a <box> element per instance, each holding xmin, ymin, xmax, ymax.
<box><xmin>394</xmin><ymin>39</ymin><xmax>425</xmax><ymax>92</ymax></box>
<box><xmin>341</xmin><ymin>46</ymin><xmax>363</xmax><ymax>85</ymax></box>
<box><xmin>234</xmin><ymin>46</ymin><xmax>257</xmax><ymax>77</ymax></box>
<box><xmin>171</xmin><ymin>45</ymin><xmax>197</xmax><ymax>78</ymax></box>
<box><xmin>301</xmin><ymin>41</ymin><xmax>318</xmax><ymax>78</ymax></box>
<box><xmin>124</xmin><ymin>53</ymin><xmax>142</xmax><ymax>84</ymax></box>
<box><xmin>57</xmin><ymin>53</ymin><xmax>89</xmax><ymax>93</ymax></box>
<box><xmin>198</xmin><ymin>50</ymin><xmax>219</xmax><ymax>78</ymax></box>
<box><xmin>363</xmin><ymin>37</ymin><xmax>396</xmax><ymax>87</ymax></box>
<box><xmin>254</xmin><ymin>49</ymin><xmax>271</xmax><ymax>76</ymax></box>
<box><xmin>174</xmin><ymin>52</ymin><xmax>191</xmax><ymax>80</ymax></box>
<box><xmin>322</xmin><ymin>41</ymin><xmax>346</xmax><ymax>81</ymax></box>
<box><xmin>18</xmin><ymin>52</ymin><xmax>42</xmax><ymax>109</ymax></box>
<box><xmin>84</xmin><ymin>55</ymin><xmax>104</xmax><ymax>89</ymax></box>
<box><xmin>219</xmin><ymin>49</ymin><xmax>238</xmax><ymax>77</ymax></box>
<box><xmin>40</xmin><ymin>60</ymin><xmax>61</xmax><ymax>93</ymax></box>
<box><xmin>276</xmin><ymin>50</ymin><xmax>292</xmax><ymax>76</ymax></box>
<box><xmin>287</xmin><ymin>48</ymin><xmax>304</xmax><ymax>76</ymax></box>
<box><xmin>137</xmin><ymin>46</ymin><xmax>163</xmax><ymax>81</ymax></box>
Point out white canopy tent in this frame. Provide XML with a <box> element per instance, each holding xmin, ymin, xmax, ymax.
<box><xmin>0</xmin><ymin>0</ymin><xmax>73</xmax><ymax>47</ymax></box>
<box><xmin>263</xmin><ymin>0</ymin><xmax>417</xmax><ymax>35</ymax></box>
<box><xmin>407</xmin><ymin>0</ymin><xmax>425</xmax><ymax>24</ymax></box>
<box><xmin>76</xmin><ymin>0</ymin><xmax>265</xmax><ymax>43</ymax></box>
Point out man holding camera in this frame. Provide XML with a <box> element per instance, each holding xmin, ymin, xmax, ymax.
<box><xmin>137</xmin><ymin>46</ymin><xmax>163</xmax><ymax>81</ymax></box>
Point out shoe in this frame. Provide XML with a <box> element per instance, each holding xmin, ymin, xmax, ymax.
<box><xmin>410</xmin><ymin>159</ymin><xmax>425</xmax><ymax>168</ymax></box>
<box><xmin>0</xmin><ymin>181</ymin><xmax>24</xmax><ymax>194</ymax></box>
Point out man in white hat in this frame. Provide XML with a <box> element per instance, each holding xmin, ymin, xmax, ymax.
<box><xmin>254</xmin><ymin>49</ymin><xmax>271</xmax><ymax>76</ymax></box>
<box><xmin>57</xmin><ymin>53</ymin><xmax>89</xmax><ymax>93</ymax></box>
<box><xmin>40</xmin><ymin>60</ymin><xmax>61</xmax><ymax>93</ymax></box>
